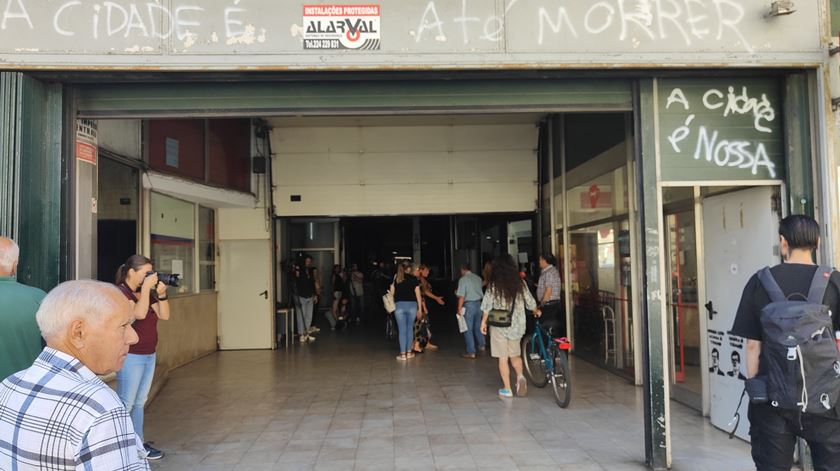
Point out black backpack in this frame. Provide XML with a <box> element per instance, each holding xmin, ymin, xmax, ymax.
<box><xmin>757</xmin><ymin>266</ymin><xmax>840</xmax><ymax>414</ymax></box>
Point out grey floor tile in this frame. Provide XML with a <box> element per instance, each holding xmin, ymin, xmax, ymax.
<box><xmin>142</xmin><ymin>330</ymin><xmax>753</xmax><ymax>471</ymax></box>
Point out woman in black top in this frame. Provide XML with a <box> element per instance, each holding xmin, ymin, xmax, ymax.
<box><xmin>391</xmin><ymin>261</ymin><xmax>423</xmax><ymax>360</ymax></box>
<box><xmin>330</xmin><ymin>265</ymin><xmax>347</xmax><ymax>326</ymax></box>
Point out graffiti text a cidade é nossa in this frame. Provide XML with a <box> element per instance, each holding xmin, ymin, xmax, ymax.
<box><xmin>665</xmin><ymin>86</ymin><xmax>778</xmax><ymax>179</ymax></box>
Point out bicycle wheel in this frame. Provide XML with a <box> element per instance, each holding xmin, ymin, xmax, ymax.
<box><xmin>521</xmin><ymin>335</ymin><xmax>549</xmax><ymax>388</ymax></box>
<box><xmin>549</xmin><ymin>349</ymin><xmax>571</xmax><ymax>408</ymax></box>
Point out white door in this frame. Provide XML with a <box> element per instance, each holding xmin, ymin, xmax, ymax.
<box><xmin>702</xmin><ymin>186</ymin><xmax>780</xmax><ymax>440</ymax></box>
<box><xmin>219</xmin><ymin>239</ymin><xmax>273</xmax><ymax>350</ymax></box>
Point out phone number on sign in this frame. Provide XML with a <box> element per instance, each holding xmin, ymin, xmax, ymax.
<box><xmin>304</xmin><ymin>39</ymin><xmax>341</xmax><ymax>49</ymax></box>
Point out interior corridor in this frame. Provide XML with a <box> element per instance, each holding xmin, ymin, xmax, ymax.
<box><xmin>144</xmin><ymin>328</ymin><xmax>753</xmax><ymax>471</ymax></box>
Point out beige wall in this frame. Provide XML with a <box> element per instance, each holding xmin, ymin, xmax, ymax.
<box><xmin>148</xmin><ymin>292</ymin><xmax>218</xmax><ymax>401</ymax></box>
<box><xmin>270</xmin><ymin>117</ymin><xmax>539</xmax><ymax>216</ymax></box>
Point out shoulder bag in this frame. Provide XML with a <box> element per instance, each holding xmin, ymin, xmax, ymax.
<box><xmin>487</xmin><ymin>293</ymin><xmax>517</xmax><ymax>328</ymax></box>
<box><xmin>383</xmin><ymin>282</ymin><xmax>396</xmax><ymax>314</ymax></box>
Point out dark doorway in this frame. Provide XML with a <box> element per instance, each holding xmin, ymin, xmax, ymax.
<box><xmin>96</xmin><ymin>157</ymin><xmax>140</xmax><ymax>282</ymax></box>
<box><xmin>343</xmin><ymin>217</ymin><xmax>413</xmax><ymax>269</ymax></box>
<box><xmin>97</xmin><ymin>220</ymin><xmax>137</xmax><ymax>282</ymax></box>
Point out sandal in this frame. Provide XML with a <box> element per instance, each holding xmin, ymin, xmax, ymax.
<box><xmin>516</xmin><ymin>376</ymin><xmax>528</xmax><ymax>397</ymax></box>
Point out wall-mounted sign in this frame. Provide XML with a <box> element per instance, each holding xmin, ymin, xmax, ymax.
<box><xmin>658</xmin><ymin>78</ymin><xmax>784</xmax><ymax>183</ymax></box>
<box><xmin>75</xmin><ymin>119</ymin><xmax>97</xmax><ymax>165</ymax></box>
<box><xmin>303</xmin><ymin>4</ymin><xmax>380</xmax><ymax>50</ymax></box>
<box><xmin>165</xmin><ymin>137</ymin><xmax>180</xmax><ymax>168</ymax></box>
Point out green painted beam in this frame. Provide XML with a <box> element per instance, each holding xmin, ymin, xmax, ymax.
<box><xmin>636</xmin><ymin>78</ymin><xmax>670</xmax><ymax>470</ymax></box>
<box><xmin>16</xmin><ymin>76</ymin><xmax>63</xmax><ymax>291</ymax></box>
<box><xmin>784</xmin><ymin>73</ymin><xmax>814</xmax><ymax>217</ymax></box>
<box><xmin>75</xmin><ymin>79</ymin><xmax>633</xmax><ymax>117</ymax></box>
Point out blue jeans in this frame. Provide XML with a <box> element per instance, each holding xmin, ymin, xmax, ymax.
<box><xmin>117</xmin><ymin>353</ymin><xmax>156</xmax><ymax>443</ymax></box>
<box><xmin>463</xmin><ymin>301</ymin><xmax>486</xmax><ymax>354</ymax></box>
<box><xmin>395</xmin><ymin>301</ymin><xmax>417</xmax><ymax>353</ymax></box>
<box><xmin>296</xmin><ymin>296</ymin><xmax>314</xmax><ymax>335</ymax></box>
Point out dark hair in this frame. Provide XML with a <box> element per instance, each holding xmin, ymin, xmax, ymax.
<box><xmin>488</xmin><ymin>254</ymin><xmax>523</xmax><ymax>304</ymax></box>
<box><xmin>115</xmin><ymin>254</ymin><xmax>153</xmax><ymax>286</ymax></box>
<box><xmin>539</xmin><ymin>253</ymin><xmax>556</xmax><ymax>266</ymax></box>
<box><xmin>460</xmin><ymin>263</ymin><xmax>472</xmax><ymax>271</ymax></box>
<box><xmin>779</xmin><ymin>215</ymin><xmax>820</xmax><ymax>251</ymax></box>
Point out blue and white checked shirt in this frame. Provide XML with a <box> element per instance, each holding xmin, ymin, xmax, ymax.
<box><xmin>0</xmin><ymin>348</ymin><xmax>149</xmax><ymax>470</ymax></box>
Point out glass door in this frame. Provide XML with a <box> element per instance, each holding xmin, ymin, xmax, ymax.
<box><xmin>665</xmin><ymin>202</ymin><xmax>702</xmax><ymax>410</ymax></box>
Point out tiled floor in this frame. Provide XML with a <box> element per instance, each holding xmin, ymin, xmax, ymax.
<box><xmin>144</xmin><ymin>325</ymin><xmax>753</xmax><ymax>471</ymax></box>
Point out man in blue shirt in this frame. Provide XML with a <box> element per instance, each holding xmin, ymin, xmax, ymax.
<box><xmin>456</xmin><ymin>264</ymin><xmax>485</xmax><ymax>359</ymax></box>
<box><xmin>0</xmin><ymin>237</ymin><xmax>46</xmax><ymax>380</ymax></box>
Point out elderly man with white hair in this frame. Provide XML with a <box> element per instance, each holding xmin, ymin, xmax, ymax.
<box><xmin>0</xmin><ymin>280</ymin><xmax>150</xmax><ymax>470</ymax></box>
<box><xmin>0</xmin><ymin>236</ymin><xmax>46</xmax><ymax>380</ymax></box>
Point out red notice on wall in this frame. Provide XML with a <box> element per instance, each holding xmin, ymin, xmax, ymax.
<box><xmin>76</xmin><ymin>119</ymin><xmax>98</xmax><ymax>165</ymax></box>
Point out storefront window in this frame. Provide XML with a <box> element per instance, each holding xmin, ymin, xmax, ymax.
<box><xmin>567</xmin><ymin>166</ymin><xmax>629</xmax><ymax>227</ymax></box>
<box><xmin>150</xmin><ymin>192</ymin><xmax>195</xmax><ymax>295</ymax></box>
<box><xmin>199</xmin><ymin>206</ymin><xmax>216</xmax><ymax>291</ymax></box>
<box><xmin>570</xmin><ymin>219</ymin><xmax>634</xmax><ymax>375</ymax></box>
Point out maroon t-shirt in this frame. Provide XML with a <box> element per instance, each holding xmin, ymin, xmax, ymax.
<box><xmin>118</xmin><ymin>283</ymin><xmax>159</xmax><ymax>355</ymax></box>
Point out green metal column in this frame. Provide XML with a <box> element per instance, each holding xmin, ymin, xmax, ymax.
<box><xmin>635</xmin><ymin>79</ymin><xmax>670</xmax><ymax>470</ymax></box>
<box><xmin>0</xmin><ymin>73</ymin><xmax>22</xmax><ymax>239</ymax></box>
<box><xmin>0</xmin><ymin>73</ymin><xmax>63</xmax><ymax>291</ymax></box>
<box><xmin>784</xmin><ymin>73</ymin><xmax>814</xmax><ymax>217</ymax></box>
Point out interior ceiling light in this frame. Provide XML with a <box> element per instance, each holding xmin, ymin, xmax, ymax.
<box><xmin>769</xmin><ymin>0</ymin><xmax>795</xmax><ymax>16</ymax></box>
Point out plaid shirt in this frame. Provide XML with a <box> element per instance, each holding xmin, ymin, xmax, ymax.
<box><xmin>0</xmin><ymin>348</ymin><xmax>149</xmax><ymax>471</ymax></box>
<box><xmin>537</xmin><ymin>265</ymin><xmax>563</xmax><ymax>303</ymax></box>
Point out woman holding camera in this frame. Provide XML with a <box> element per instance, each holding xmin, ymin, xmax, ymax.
<box><xmin>115</xmin><ymin>255</ymin><xmax>171</xmax><ymax>460</ymax></box>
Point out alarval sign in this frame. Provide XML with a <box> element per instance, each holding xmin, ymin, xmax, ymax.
<box><xmin>303</xmin><ymin>5</ymin><xmax>381</xmax><ymax>50</ymax></box>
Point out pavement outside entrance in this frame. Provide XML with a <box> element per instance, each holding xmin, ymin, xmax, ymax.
<box><xmin>144</xmin><ymin>326</ymin><xmax>753</xmax><ymax>471</ymax></box>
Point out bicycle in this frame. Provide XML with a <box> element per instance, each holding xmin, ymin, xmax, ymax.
<box><xmin>521</xmin><ymin>319</ymin><xmax>572</xmax><ymax>408</ymax></box>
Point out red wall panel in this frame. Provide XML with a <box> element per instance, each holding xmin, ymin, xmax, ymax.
<box><xmin>148</xmin><ymin>120</ymin><xmax>206</xmax><ymax>182</ymax></box>
<box><xmin>208</xmin><ymin>119</ymin><xmax>251</xmax><ymax>193</ymax></box>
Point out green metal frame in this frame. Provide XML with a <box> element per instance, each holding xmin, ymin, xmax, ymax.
<box><xmin>0</xmin><ymin>73</ymin><xmax>63</xmax><ymax>291</ymax></box>
<box><xmin>75</xmin><ymin>79</ymin><xmax>633</xmax><ymax>118</ymax></box>
<box><xmin>635</xmin><ymin>79</ymin><xmax>670</xmax><ymax>470</ymax></box>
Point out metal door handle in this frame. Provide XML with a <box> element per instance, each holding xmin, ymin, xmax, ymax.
<box><xmin>259</xmin><ymin>290</ymin><xmax>268</xmax><ymax>299</ymax></box>
<box><xmin>705</xmin><ymin>301</ymin><xmax>717</xmax><ymax>321</ymax></box>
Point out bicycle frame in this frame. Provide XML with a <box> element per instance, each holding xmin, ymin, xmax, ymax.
<box><xmin>527</xmin><ymin>323</ymin><xmax>555</xmax><ymax>373</ymax></box>
<box><xmin>526</xmin><ymin>322</ymin><xmax>572</xmax><ymax>375</ymax></box>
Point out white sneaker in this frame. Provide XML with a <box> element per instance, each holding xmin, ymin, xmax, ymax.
<box><xmin>306</xmin><ymin>335</ymin><xmax>316</xmax><ymax>343</ymax></box>
<box><xmin>299</xmin><ymin>335</ymin><xmax>308</xmax><ymax>344</ymax></box>
<box><xmin>308</xmin><ymin>326</ymin><xmax>321</xmax><ymax>333</ymax></box>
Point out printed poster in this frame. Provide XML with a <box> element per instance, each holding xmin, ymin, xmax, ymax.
<box><xmin>75</xmin><ymin>119</ymin><xmax>97</xmax><ymax>165</ymax></box>
<box><xmin>303</xmin><ymin>5</ymin><xmax>380</xmax><ymax>50</ymax></box>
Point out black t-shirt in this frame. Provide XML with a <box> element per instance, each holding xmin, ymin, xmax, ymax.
<box><xmin>730</xmin><ymin>264</ymin><xmax>840</xmax><ymax>342</ymax></box>
<box><xmin>394</xmin><ymin>275</ymin><xmax>420</xmax><ymax>302</ymax></box>
<box><xmin>296</xmin><ymin>266</ymin><xmax>318</xmax><ymax>298</ymax></box>
<box><xmin>332</xmin><ymin>273</ymin><xmax>346</xmax><ymax>293</ymax></box>
<box><xmin>732</xmin><ymin>264</ymin><xmax>840</xmax><ymax>419</ymax></box>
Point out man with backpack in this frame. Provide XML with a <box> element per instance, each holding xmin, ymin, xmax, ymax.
<box><xmin>730</xmin><ymin>215</ymin><xmax>840</xmax><ymax>471</ymax></box>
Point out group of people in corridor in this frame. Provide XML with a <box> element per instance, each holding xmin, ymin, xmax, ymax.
<box><xmin>2</xmin><ymin>215</ymin><xmax>840</xmax><ymax>470</ymax></box>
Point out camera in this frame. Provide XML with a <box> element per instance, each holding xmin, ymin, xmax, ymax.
<box><xmin>145</xmin><ymin>271</ymin><xmax>181</xmax><ymax>288</ymax></box>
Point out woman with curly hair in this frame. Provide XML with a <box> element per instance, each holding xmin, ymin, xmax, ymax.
<box><xmin>480</xmin><ymin>254</ymin><xmax>540</xmax><ymax>398</ymax></box>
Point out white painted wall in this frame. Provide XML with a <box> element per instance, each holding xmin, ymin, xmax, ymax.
<box><xmin>218</xmin><ymin>208</ymin><xmax>270</xmax><ymax>241</ymax></box>
<box><xmin>271</xmin><ymin>122</ymin><xmax>538</xmax><ymax>216</ymax></box>
<box><xmin>98</xmin><ymin>120</ymin><xmax>142</xmax><ymax>159</ymax></box>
